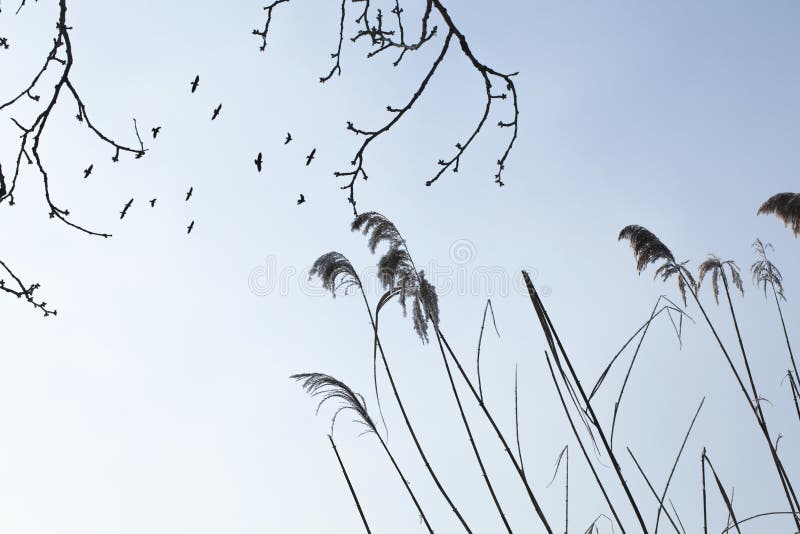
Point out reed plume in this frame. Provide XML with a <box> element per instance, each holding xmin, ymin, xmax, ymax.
<box><xmin>352</xmin><ymin>211</ymin><xmax>439</xmax><ymax>342</ymax></box>
<box><xmin>310</xmin><ymin>252</ymin><xmax>363</xmax><ymax>297</ymax></box>
<box><xmin>292</xmin><ymin>373</ymin><xmax>375</xmax><ymax>434</ymax></box>
<box><xmin>618</xmin><ymin>225</ymin><xmax>696</xmax><ymax>305</ymax></box>
<box><xmin>308</xmin><ymin>251</ymin><xmax>461</xmax><ymax>532</ymax></box>
<box><xmin>751</xmin><ymin>240</ymin><xmax>784</xmax><ymax>300</ymax></box>
<box><xmin>698</xmin><ymin>255</ymin><xmax>744</xmax><ymax>305</ymax></box>
<box><xmin>353</xmin><ymin>212</ymin><xmax>520</xmax><ymax>532</ymax></box>
<box><xmin>758</xmin><ymin>192</ymin><xmax>800</xmax><ymax>237</ymax></box>
<box><xmin>292</xmin><ymin>372</ymin><xmax>435</xmax><ymax>532</ymax></box>
<box><xmin>751</xmin><ymin>240</ymin><xmax>798</xmax><ymax>410</ymax></box>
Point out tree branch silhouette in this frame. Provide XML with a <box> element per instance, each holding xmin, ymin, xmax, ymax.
<box><xmin>0</xmin><ymin>0</ymin><xmax>146</xmax><ymax>313</ymax></box>
<box><xmin>254</xmin><ymin>0</ymin><xmax>519</xmax><ymax>214</ymax></box>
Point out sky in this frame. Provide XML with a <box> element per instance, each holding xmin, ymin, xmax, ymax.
<box><xmin>1</xmin><ymin>0</ymin><xmax>799</xmax><ymax>532</ymax></box>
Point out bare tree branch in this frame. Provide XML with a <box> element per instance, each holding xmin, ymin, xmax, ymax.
<box><xmin>0</xmin><ymin>0</ymin><xmax>147</xmax><ymax>312</ymax></box>
<box><xmin>254</xmin><ymin>0</ymin><xmax>520</xmax><ymax>213</ymax></box>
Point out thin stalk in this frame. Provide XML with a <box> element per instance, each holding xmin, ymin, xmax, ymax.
<box><xmin>772</xmin><ymin>281</ymin><xmax>799</xmax><ymax>383</ymax></box>
<box><xmin>626</xmin><ymin>447</ymin><xmax>682</xmax><ymax>534</ymax></box>
<box><xmin>545</xmin><ymin>352</ymin><xmax>626</xmax><ymax>534</ymax></box>
<box><xmin>654</xmin><ymin>398</ymin><xmax>705</xmax><ymax>533</ymax></box>
<box><xmin>546</xmin><ymin>446</ymin><xmax>570</xmax><ymax>534</ymax></box>
<box><xmin>514</xmin><ymin>365</ymin><xmax>524</xmax><ymax>476</ymax></box>
<box><xmin>524</xmin><ymin>271</ymin><xmax>649</xmax><ymax>533</ymax></box>
<box><xmin>723</xmin><ymin>488</ymin><xmax>735</xmax><ymax>534</ymax></box>
<box><xmin>720</xmin><ymin>511</ymin><xmax>800</xmax><ymax>533</ymax></box>
<box><xmin>565</xmin><ymin>447</ymin><xmax>569</xmax><ymax>534</ymax></box>
<box><xmin>439</xmin><ymin>333</ymin><xmax>553</xmax><ymax>532</ymax></box>
<box><xmin>329</xmin><ymin>434</ymin><xmax>372</xmax><ymax>534</ymax></box>
<box><xmin>721</xmin><ymin>276</ymin><xmax>762</xmax><ymax>420</ymax></box>
<box><xmin>433</xmin><ymin>328</ymin><xmax>514</xmax><ymax>533</ymax></box>
<box><xmin>702</xmin><ymin>452</ymin><xmax>741</xmax><ymax>534</ymax></box>
<box><xmin>611</xmin><ymin>299</ymin><xmax>662</xmax><ymax>448</ymax></box>
<box><xmin>788</xmin><ymin>371</ymin><xmax>800</xmax><ymax>423</ymax></box>
<box><xmin>476</xmin><ymin>299</ymin><xmax>499</xmax><ymax>401</ymax></box>
<box><xmin>590</xmin><ymin>302</ymin><xmax>685</xmax><ymax>401</ymax></box>
<box><xmin>702</xmin><ymin>447</ymin><xmax>708</xmax><ymax>534</ymax></box>
<box><xmin>373</xmin><ymin>428</ymin><xmax>434</xmax><ymax>532</ymax></box>
<box><xmin>668</xmin><ymin>500</ymin><xmax>686</xmax><ymax>534</ymax></box>
<box><xmin>362</xmin><ymin>288</ymin><xmax>472</xmax><ymax>533</ymax></box>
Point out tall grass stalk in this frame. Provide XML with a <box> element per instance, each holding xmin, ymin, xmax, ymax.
<box><xmin>310</xmin><ymin>252</ymin><xmax>470</xmax><ymax>531</ymax></box>
<box><xmin>545</xmin><ymin>351</ymin><xmax>626</xmax><ymax>533</ymax></box>
<box><xmin>524</xmin><ymin>270</ymin><xmax>650</xmax><ymax>532</ymax></box>
<box><xmin>352</xmin><ymin>213</ymin><xmax>513</xmax><ymax>532</ymax></box>
<box><xmin>438</xmin><ymin>332</ymin><xmax>553</xmax><ymax>532</ymax></box>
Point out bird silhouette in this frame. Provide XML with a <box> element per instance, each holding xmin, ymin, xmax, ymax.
<box><xmin>254</xmin><ymin>152</ymin><xmax>263</xmax><ymax>172</ymax></box>
<box><xmin>120</xmin><ymin>198</ymin><xmax>133</xmax><ymax>219</ymax></box>
<box><xmin>149</xmin><ymin>198</ymin><xmax>157</xmax><ymax>207</ymax></box>
<box><xmin>284</xmin><ymin>132</ymin><xmax>292</xmax><ymax>144</ymax></box>
<box><xmin>190</xmin><ymin>75</ymin><xmax>199</xmax><ymax>93</ymax></box>
<box><xmin>185</xmin><ymin>187</ymin><xmax>193</xmax><ymax>201</ymax></box>
<box><xmin>211</xmin><ymin>104</ymin><xmax>221</xmax><ymax>120</ymax></box>
<box><xmin>83</xmin><ymin>164</ymin><xmax>93</xmax><ymax>179</ymax></box>
<box><xmin>187</xmin><ymin>220</ymin><xmax>195</xmax><ymax>234</ymax></box>
<box><xmin>151</xmin><ymin>126</ymin><xmax>161</xmax><ymax>139</ymax></box>
<box><xmin>297</xmin><ymin>194</ymin><xmax>305</xmax><ymax>205</ymax></box>
<box><xmin>305</xmin><ymin>148</ymin><xmax>316</xmax><ymax>166</ymax></box>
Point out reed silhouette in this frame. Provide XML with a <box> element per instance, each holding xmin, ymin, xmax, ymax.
<box><xmin>620</xmin><ymin>224</ymin><xmax>800</xmax><ymax>529</ymax></box>
<box><xmin>294</xmin><ymin>210</ymin><xmax>800</xmax><ymax>533</ymax></box>
<box><xmin>759</xmin><ymin>192</ymin><xmax>800</xmax><ymax>237</ymax></box>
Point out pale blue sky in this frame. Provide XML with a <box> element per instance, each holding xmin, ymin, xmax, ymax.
<box><xmin>1</xmin><ymin>1</ymin><xmax>799</xmax><ymax>532</ymax></box>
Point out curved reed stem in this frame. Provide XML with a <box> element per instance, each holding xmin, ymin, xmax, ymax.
<box><xmin>363</xmin><ymin>289</ymin><xmax>471</xmax><ymax>533</ymax></box>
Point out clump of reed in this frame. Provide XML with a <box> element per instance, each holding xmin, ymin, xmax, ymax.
<box><xmin>289</xmin><ymin>195</ymin><xmax>799</xmax><ymax>533</ymax></box>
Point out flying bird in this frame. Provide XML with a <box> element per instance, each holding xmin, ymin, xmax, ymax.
<box><xmin>149</xmin><ymin>198</ymin><xmax>157</xmax><ymax>207</ymax></box>
<box><xmin>120</xmin><ymin>198</ymin><xmax>133</xmax><ymax>219</ymax></box>
<box><xmin>190</xmin><ymin>75</ymin><xmax>199</xmax><ymax>93</ymax></box>
<box><xmin>305</xmin><ymin>148</ymin><xmax>316</xmax><ymax>166</ymax></box>
<box><xmin>211</xmin><ymin>104</ymin><xmax>222</xmax><ymax>120</ymax></box>
<box><xmin>185</xmin><ymin>187</ymin><xmax>193</xmax><ymax>201</ymax></box>
<box><xmin>297</xmin><ymin>194</ymin><xmax>305</xmax><ymax>205</ymax></box>
<box><xmin>254</xmin><ymin>152</ymin><xmax>263</xmax><ymax>172</ymax></box>
<box><xmin>187</xmin><ymin>220</ymin><xmax>195</xmax><ymax>234</ymax></box>
<box><xmin>83</xmin><ymin>164</ymin><xmax>93</xmax><ymax>179</ymax></box>
<box><xmin>284</xmin><ymin>132</ymin><xmax>292</xmax><ymax>144</ymax></box>
<box><xmin>151</xmin><ymin>126</ymin><xmax>161</xmax><ymax>139</ymax></box>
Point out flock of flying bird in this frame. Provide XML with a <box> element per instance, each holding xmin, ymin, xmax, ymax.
<box><xmin>254</xmin><ymin>125</ymin><xmax>313</xmax><ymax>206</ymax></box>
<box><xmin>82</xmin><ymin>74</ymin><xmax>313</xmax><ymax>237</ymax></box>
